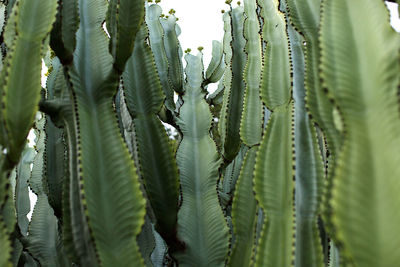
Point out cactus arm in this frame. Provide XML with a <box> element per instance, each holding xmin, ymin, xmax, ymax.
<box><xmin>160</xmin><ymin>15</ymin><xmax>184</xmax><ymax>95</ymax></box>
<box><xmin>62</xmin><ymin>0</ymin><xmax>147</xmax><ymax>265</ymax></box>
<box><xmin>50</xmin><ymin>0</ymin><xmax>79</xmax><ymax>64</ymax></box>
<box><xmin>288</xmin><ymin>20</ymin><xmax>324</xmax><ymax>267</ymax></box>
<box><xmin>44</xmin><ymin>119</ymin><xmax>65</xmax><ymax>219</ymax></box>
<box><xmin>218</xmin><ymin>11</ymin><xmax>233</xmax><ymax>157</ymax></box>
<box><xmin>320</xmin><ymin>1</ymin><xmax>400</xmax><ymax>266</ymax></box>
<box><xmin>285</xmin><ymin>0</ymin><xmax>341</xmax><ymax>237</ymax></box>
<box><xmin>257</xmin><ymin>0</ymin><xmax>291</xmax><ymax>109</ymax></box>
<box><xmin>284</xmin><ymin>0</ymin><xmax>319</xmax><ymax>38</ymax></box>
<box><xmin>43</xmin><ymin>58</ymin><xmax>83</xmax><ymax>263</ymax></box>
<box><xmin>221</xmin><ymin>145</ymin><xmax>247</xmax><ymax>198</ymax></box>
<box><xmin>174</xmin><ymin>53</ymin><xmax>229</xmax><ymax>266</ymax></box>
<box><xmin>0</xmin><ymin>2</ymin><xmax>57</xmax><ymax>265</ymax></box>
<box><xmin>123</xmin><ymin>28</ymin><xmax>164</xmax><ymax>117</ymax></box>
<box><xmin>0</xmin><ymin>0</ymin><xmax>57</xmax><ymax>164</ymax></box>
<box><xmin>42</xmin><ymin>57</ymin><xmax>99</xmax><ymax>265</ymax></box>
<box><xmin>228</xmin><ymin>147</ymin><xmax>258</xmax><ymax>267</ymax></box>
<box><xmin>205</xmin><ymin>40</ymin><xmax>225</xmax><ymax>84</ymax></box>
<box><xmin>26</xmin><ymin>117</ymin><xmax>70</xmax><ymax>267</ymax></box>
<box><xmin>253</xmin><ymin>103</ymin><xmax>295</xmax><ymax>267</ymax></box>
<box><xmin>208</xmin><ymin>78</ymin><xmax>225</xmax><ymax>116</ymax></box>
<box><xmin>123</xmin><ymin>25</ymin><xmax>181</xmax><ymax>251</ymax></box>
<box><xmin>25</xmin><ymin>195</ymin><xmax>70</xmax><ymax>267</ymax></box>
<box><xmin>240</xmin><ymin>0</ymin><xmax>263</xmax><ymax>147</ymax></box>
<box><xmin>146</xmin><ymin>3</ymin><xmax>176</xmax><ymax>111</ymax></box>
<box><xmin>62</xmin><ymin>100</ymin><xmax>99</xmax><ymax>266</ymax></box>
<box><xmin>219</xmin><ymin>7</ymin><xmax>247</xmax><ymax>161</ymax></box>
<box><xmin>106</xmin><ymin>0</ymin><xmax>144</xmax><ymax>72</ymax></box>
<box><xmin>284</xmin><ymin>0</ymin><xmax>329</xmax><ymax>130</ymax></box>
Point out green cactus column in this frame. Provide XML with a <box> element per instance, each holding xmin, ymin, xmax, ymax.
<box><xmin>288</xmin><ymin>16</ymin><xmax>324</xmax><ymax>267</ymax></box>
<box><xmin>253</xmin><ymin>0</ymin><xmax>295</xmax><ymax>266</ymax></box>
<box><xmin>219</xmin><ymin>5</ymin><xmax>247</xmax><ymax>162</ymax></box>
<box><xmin>0</xmin><ymin>0</ymin><xmax>58</xmax><ymax>265</ymax></box>
<box><xmin>174</xmin><ymin>53</ymin><xmax>229</xmax><ymax>266</ymax></box>
<box><xmin>228</xmin><ymin>0</ymin><xmax>262</xmax><ymax>265</ymax></box>
<box><xmin>320</xmin><ymin>0</ymin><xmax>400</xmax><ymax>266</ymax></box>
<box><xmin>122</xmin><ymin>25</ymin><xmax>182</xmax><ymax>253</ymax></box>
<box><xmin>58</xmin><ymin>0</ymin><xmax>147</xmax><ymax>265</ymax></box>
<box><xmin>285</xmin><ymin>0</ymin><xmax>342</xmax><ymax>240</ymax></box>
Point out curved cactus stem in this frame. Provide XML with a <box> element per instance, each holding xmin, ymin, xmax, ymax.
<box><xmin>228</xmin><ymin>146</ymin><xmax>258</xmax><ymax>267</ymax></box>
<box><xmin>63</xmin><ymin>101</ymin><xmax>99</xmax><ymax>267</ymax></box>
<box><xmin>320</xmin><ymin>0</ymin><xmax>400</xmax><ymax>266</ymax></box>
<box><xmin>0</xmin><ymin>2</ymin><xmax>57</xmax><ymax>265</ymax></box>
<box><xmin>285</xmin><ymin>0</ymin><xmax>342</xmax><ymax>236</ymax></box>
<box><xmin>146</xmin><ymin>3</ymin><xmax>176</xmax><ymax>112</ymax></box>
<box><xmin>174</xmin><ymin>53</ymin><xmax>229</xmax><ymax>266</ymax></box>
<box><xmin>257</xmin><ymin>0</ymin><xmax>291</xmax><ymax>109</ymax></box>
<box><xmin>160</xmin><ymin>15</ymin><xmax>184</xmax><ymax>95</ymax></box>
<box><xmin>253</xmin><ymin>103</ymin><xmax>295</xmax><ymax>267</ymax></box>
<box><xmin>50</xmin><ymin>0</ymin><xmax>79</xmax><ymax>64</ymax></box>
<box><xmin>25</xmin><ymin>117</ymin><xmax>70</xmax><ymax>267</ymax></box>
<box><xmin>219</xmin><ymin>7</ymin><xmax>247</xmax><ymax>162</ymax></box>
<box><xmin>220</xmin><ymin>145</ymin><xmax>247</xmax><ymax>201</ymax></box>
<box><xmin>43</xmin><ymin>58</ymin><xmax>83</xmax><ymax>263</ymax></box>
<box><xmin>59</xmin><ymin>0</ymin><xmax>148</xmax><ymax>265</ymax></box>
<box><xmin>25</xmin><ymin>193</ymin><xmax>71</xmax><ymax>267</ymax></box>
<box><xmin>288</xmin><ymin>17</ymin><xmax>324</xmax><ymax>267</ymax></box>
<box><xmin>106</xmin><ymin>0</ymin><xmax>145</xmax><ymax>73</ymax></box>
<box><xmin>43</xmin><ymin>120</ymin><xmax>65</xmax><ymax>219</ymax></box>
<box><xmin>205</xmin><ymin>40</ymin><xmax>225</xmax><ymax>85</ymax></box>
<box><xmin>123</xmin><ymin>25</ymin><xmax>182</xmax><ymax>253</ymax></box>
<box><xmin>240</xmin><ymin>0</ymin><xmax>263</xmax><ymax>147</ymax></box>
<box><xmin>0</xmin><ymin>0</ymin><xmax>58</xmax><ymax>164</ymax></box>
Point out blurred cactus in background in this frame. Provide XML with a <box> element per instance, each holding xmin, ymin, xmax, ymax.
<box><xmin>0</xmin><ymin>0</ymin><xmax>399</xmax><ymax>266</ymax></box>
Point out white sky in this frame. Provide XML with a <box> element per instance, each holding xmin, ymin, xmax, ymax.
<box><xmin>387</xmin><ymin>2</ymin><xmax>400</xmax><ymax>32</ymax></box>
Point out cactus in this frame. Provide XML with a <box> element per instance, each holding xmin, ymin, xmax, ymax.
<box><xmin>218</xmin><ymin>6</ymin><xmax>247</xmax><ymax>162</ymax></box>
<box><xmin>174</xmin><ymin>53</ymin><xmax>229</xmax><ymax>266</ymax></box>
<box><xmin>0</xmin><ymin>0</ymin><xmax>398</xmax><ymax>266</ymax></box>
<box><xmin>122</xmin><ymin>25</ymin><xmax>182</xmax><ymax>253</ymax></box>
<box><xmin>319</xmin><ymin>0</ymin><xmax>400</xmax><ymax>266</ymax></box>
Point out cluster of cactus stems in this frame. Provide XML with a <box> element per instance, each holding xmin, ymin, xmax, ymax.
<box><xmin>0</xmin><ymin>0</ymin><xmax>399</xmax><ymax>266</ymax></box>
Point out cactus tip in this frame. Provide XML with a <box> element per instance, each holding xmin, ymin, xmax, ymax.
<box><xmin>225</xmin><ymin>0</ymin><xmax>232</xmax><ymax>5</ymax></box>
<box><xmin>197</xmin><ymin>46</ymin><xmax>204</xmax><ymax>52</ymax></box>
<box><xmin>237</xmin><ymin>1</ymin><xmax>241</xmax><ymax>5</ymax></box>
<box><xmin>155</xmin><ymin>0</ymin><xmax>161</xmax><ymax>3</ymax></box>
<box><xmin>185</xmin><ymin>48</ymin><xmax>192</xmax><ymax>53</ymax></box>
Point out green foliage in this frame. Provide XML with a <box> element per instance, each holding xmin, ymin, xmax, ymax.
<box><xmin>0</xmin><ymin>0</ymin><xmax>398</xmax><ymax>266</ymax></box>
